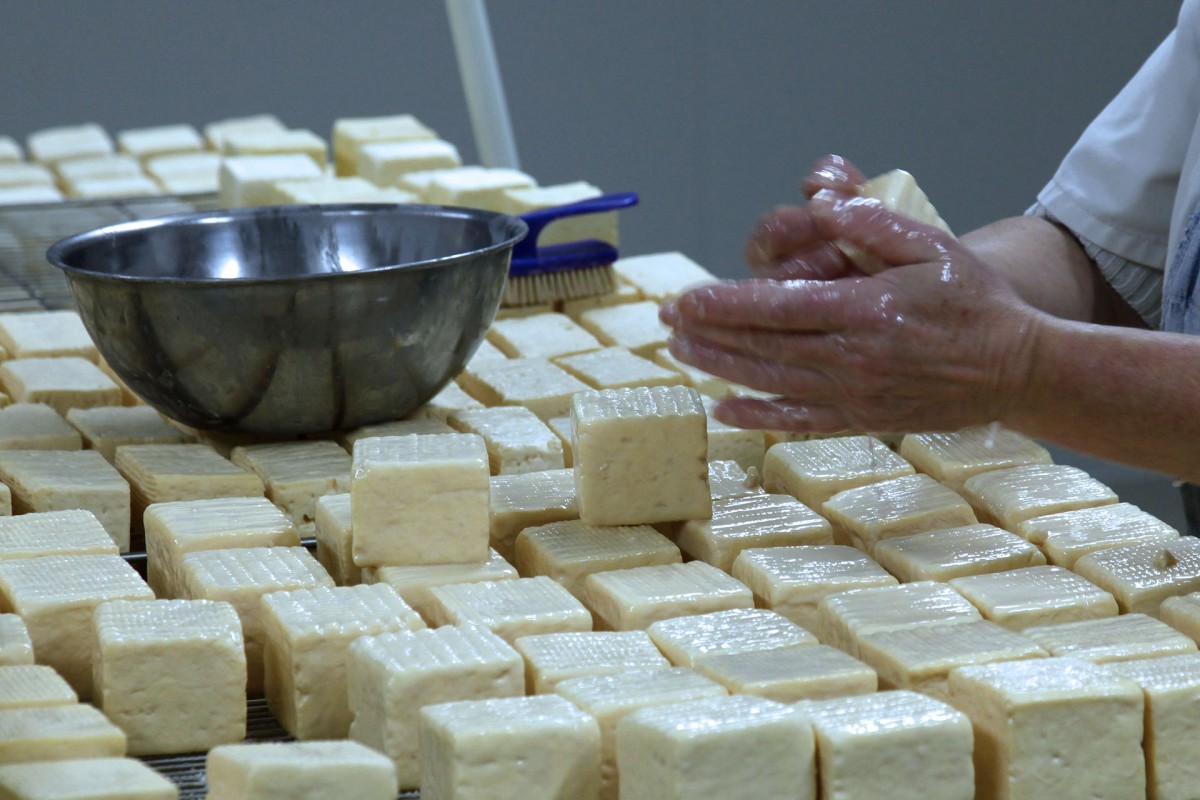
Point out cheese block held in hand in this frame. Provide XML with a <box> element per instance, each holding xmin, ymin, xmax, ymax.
<box><xmin>831</xmin><ymin>169</ymin><xmax>954</xmax><ymax>274</ymax></box>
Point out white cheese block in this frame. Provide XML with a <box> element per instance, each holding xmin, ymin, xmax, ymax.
<box><xmin>346</xmin><ymin>625</ymin><xmax>524</xmax><ymax>789</ymax></box>
<box><xmin>677</xmin><ymin>493</ymin><xmax>832</xmax><ymax>572</ymax></box>
<box><xmin>577</xmin><ymin>301</ymin><xmax>670</xmax><ymax>358</ymax></box>
<box><xmin>332</xmin><ymin>113</ymin><xmax>437</xmax><ymax>176</ymax></box>
<box><xmin>0</xmin><ymin>357</ymin><xmax>121</xmax><ymax>414</ymax></box>
<box><xmin>0</xmin><ymin>403</ymin><xmax>83</xmax><ymax>451</ymax></box>
<box><xmin>0</xmin><ymin>451</ymin><xmax>126</xmax><ymax>550</ymax></box>
<box><xmin>1024</xmin><ymin>613</ymin><xmax>1197</xmax><ymax>664</ymax></box>
<box><xmin>218</xmin><ymin>153</ymin><xmax>323</xmax><ymax>207</ymax></box>
<box><xmin>0</xmin><ymin>163</ymin><xmax>54</xmax><ymax>189</ymax></box>
<box><xmin>856</xmin><ymin>619</ymin><xmax>1046</xmax><ymax>702</ymax></box>
<box><xmin>582</xmin><ymin>561</ymin><xmax>753</xmax><ymax>631</ymax></box>
<box><xmin>117</xmin><ymin>123</ymin><xmax>203</xmax><ymax>161</ymax></box>
<box><xmin>571</xmin><ymin>386</ymin><xmax>710</xmax><ymax>526</ymax></box>
<box><xmin>427</xmin><ymin>576</ymin><xmax>592</xmax><ymax>645</ymax></box>
<box><xmin>407</xmin><ymin>380</ymin><xmax>486</xmax><ymax>421</ymax></box>
<box><xmin>513</xmin><ymin>630</ymin><xmax>670</xmax><ymax>694</ymax></box>
<box><xmin>730</xmin><ymin>544</ymin><xmax>897</xmax><ymax>632</ymax></box>
<box><xmin>871</xmin><ymin>523</ymin><xmax>1046</xmax><ymax>582</ymax></box>
<box><xmin>617</xmin><ymin>695</ymin><xmax>814</xmax><ymax>800</ymax></box>
<box><xmin>610</xmin><ymin>251</ymin><xmax>717</xmax><ymax>303</ymax></box>
<box><xmin>424</xmin><ymin>167</ymin><xmax>536</xmax><ymax>211</ymax></box>
<box><xmin>266</xmin><ymin>176</ymin><xmax>416</xmax><ymax>205</ymax></box>
<box><xmin>515</xmin><ymin>520</ymin><xmax>680</xmax><ymax>599</ymax></box>
<box><xmin>0</xmin><ymin>616</ymin><xmax>33</xmax><ymax>666</ymax></box>
<box><xmin>0</xmin><ymin>704</ymin><xmax>126</xmax><ymax>764</ymax></box>
<box><xmin>261</xmin><ymin>584</ymin><xmax>424</xmax><ymax>740</ymax></box>
<box><xmin>338</xmin><ymin>417</ymin><xmax>455</xmax><ymax>450</ymax></box>
<box><xmin>763</xmin><ymin>435</ymin><xmax>914</xmax><ymax>511</ymax></box>
<box><xmin>693</xmin><ymin>643</ymin><xmax>876</xmax><ymax>703</ymax></box>
<box><xmin>488</xmin><ymin>468</ymin><xmax>579</xmax><ymax>562</ymax></box>
<box><xmin>65</xmin><ymin>405</ymin><xmax>192</xmax><ymax>462</ymax></box>
<box><xmin>311</xmin><ymin>493</ymin><xmax>358</xmax><ymax>586</ymax></box>
<box><xmin>66</xmin><ymin>174</ymin><xmax>162</xmax><ymax>200</ymax></box>
<box><xmin>948</xmin><ymin>564</ymin><xmax>1118</xmax><ymax>631</ymax></box>
<box><xmin>0</xmin><ymin>756</ymin><xmax>177</xmax><ymax>799</ymax></box>
<box><xmin>26</xmin><ymin>123</ymin><xmax>114</xmax><ymax>164</ymax></box>
<box><xmin>898</xmin><ymin>425</ymin><xmax>1052</xmax><ymax>490</ymax></box>
<box><xmin>0</xmin><ymin>509</ymin><xmax>117</xmax><ymax>560</ymax></box>
<box><xmin>93</xmin><ymin>598</ymin><xmax>246</xmax><ymax>755</ymax></box>
<box><xmin>821</xmin><ymin>473</ymin><xmax>978</xmax><ymax>551</ymax></box>
<box><xmin>229</xmin><ymin>440</ymin><xmax>350</xmax><ymax>534</ymax></box>
<box><xmin>816</xmin><ymin>580</ymin><xmax>982</xmax><ymax>658</ymax></box>
<box><xmin>1072</xmin><ymin>537</ymin><xmax>1200</xmax><ymax>617</ymax></box>
<box><xmin>222</xmin><ymin>128</ymin><xmax>327</xmax><ymax>168</ymax></box>
<box><xmin>1017</xmin><ymin>502</ymin><xmax>1180</xmax><ymax>568</ymax></box>
<box><xmin>487</xmin><ymin>311</ymin><xmax>603</xmax><ymax>361</ymax></box>
<box><xmin>355</xmin><ymin>138</ymin><xmax>459</xmax><ymax>185</ymax></box>
<box><xmin>554</xmin><ymin>347</ymin><xmax>681</xmax><ymax>392</ymax></box>
<box><xmin>949</xmin><ymin>657</ymin><xmax>1144</xmax><ymax>800</ymax></box>
<box><xmin>144</xmin><ymin>150</ymin><xmax>220</xmax><ymax>181</ymax></box>
<box><xmin>0</xmin><ymin>665</ymin><xmax>77</xmax><ymax>709</ymax></box>
<box><xmin>447</xmin><ymin>405</ymin><xmax>565</xmax><ymax>475</ymax></box>
<box><xmin>960</xmin><ymin>463</ymin><xmax>1118</xmax><ymax>529</ymax></box>
<box><xmin>350</xmin><ymin>433</ymin><xmax>490</xmax><ymax>566</ymax></box>
<box><xmin>706</xmin><ymin>459</ymin><xmax>766</xmax><ymax>500</ymax></box>
<box><xmin>366</xmin><ymin>548</ymin><xmax>518</xmax><ymax>624</ymax></box>
<box><xmin>647</xmin><ymin>608</ymin><xmax>817</xmax><ymax>668</ymax></box>
<box><xmin>54</xmin><ymin>154</ymin><xmax>144</xmax><ymax>185</ymax></box>
<box><xmin>154</xmin><ymin>170</ymin><xmax>219</xmax><ymax>195</ymax></box>
<box><xmin>500</xmin><ymin>181</ymin><xmax>617</xmax><ymax>247</ymax></box>
<box><xmin>207</xmin><ymin>740</ymin><xmax>398</xmax><ymax>800</ymax></box>
<box><xmin>832</xmin><ymin>169</ymin><xmax>953</xmax><ymax>273</ymax></box>
<box><xmin>420</xmin><ymin>695</ymin><xmax>601</xmax><ymax>800</ymax></box>
<box><xmin>459</xmin><ymin>357</ymin><xmax>592</xmax><ymax>421</ymax></box>
<box><xmin>0</xmin><ymin>185</ymin><xmax>62</xmax><ymax>205</ymax></box>
<box><xmin>798</xmin><ymin>689</ymin><xmax>974</xmax><ymax>800</ymax></box>
<box><xmin>652</xmin><ymin>346</ymin><xmax>732</xmax><ymax>398</ymax></box>
<box><xmin>397</xmin><ymin>164</ymin><xmax>488</xmax><ymax>199</ymax></box>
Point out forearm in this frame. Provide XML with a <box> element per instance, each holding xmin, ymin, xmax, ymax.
<box><xmin>961</xmin><ymin>216</ymin><xmax>1144</xmax><ymax>327</ymax></box>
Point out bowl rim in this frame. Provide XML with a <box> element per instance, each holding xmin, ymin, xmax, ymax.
<box><xmin>45</xmin><ymin>201</ymin><xmax>529</xmax><ymax>286</ymax></box>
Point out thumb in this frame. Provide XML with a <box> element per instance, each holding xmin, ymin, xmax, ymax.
<box><xmin>808</xmin><ymin>190</ymin><xmax>957</xmax><ymax>269</ymax></box>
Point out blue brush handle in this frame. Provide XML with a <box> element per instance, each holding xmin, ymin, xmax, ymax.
<box><xmin>510</xmin><ymin>191</ymin><xmax>639</xmax><ymax>277</ymax></box>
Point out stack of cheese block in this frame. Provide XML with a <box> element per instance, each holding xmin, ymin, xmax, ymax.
<box><xmin>0</xmin><ymin>251</ymin><xmax>1195</xmax><ymax>800</ymax></box>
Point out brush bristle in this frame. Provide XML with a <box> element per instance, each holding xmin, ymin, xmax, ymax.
<box><xmin>502</xmin><ymin>265</ymin><xmax>616</xmax><ymax>307</ymax></box>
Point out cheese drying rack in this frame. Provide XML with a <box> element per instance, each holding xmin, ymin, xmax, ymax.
<box><xmin>0</xmin><ymin>194</ymin><xmax>422</xmax><ymax>799</ymax></box>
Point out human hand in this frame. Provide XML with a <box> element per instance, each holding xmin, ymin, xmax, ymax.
<box><xmin>662</xmin><ymin>189</ymin><xmax>1047</xmax><ymax>434</ymax></box>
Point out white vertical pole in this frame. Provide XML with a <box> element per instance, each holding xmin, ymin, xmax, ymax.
<box><xmin>445</xmin><ymin>0</ymin><xmax>521</xmax><ymax>170</ymax></box>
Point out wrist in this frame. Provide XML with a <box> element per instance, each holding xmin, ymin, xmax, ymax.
<box><xmin>991</xmin><ymin>305</ymin><xmax>1058</xmax><ymax>434</ymax></box>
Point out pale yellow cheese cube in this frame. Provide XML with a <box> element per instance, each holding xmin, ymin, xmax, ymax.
<box><xmin>488</xmin><ymin>468</ymin><xmax>578</xmax><ymax>561</ymax></box>
<box><xmin>66</xmin><ymin>174</ymin><xmax>162</xmax><ymax>200</ymax></box>
<box><xmin>0</xmin><ymin>403</ymin><xmax>82</xmax><ymax>450</ymax></box>
<box><xmin>92</xmin><ymin>598</ymin><xmax>246</xmax><ymax>755</ymax></box>
<box><xmin>816</xmin><ymin>581</ymin><xmax>982</xmax><ymax>658</ymax></box>
<box><xmin>833</xmin><ymin>169</ymin><xmax>953</xmax><ymax>273</ymax></box>
<box><xmin>262</xmin><ymin>584</ymin><xmax>424</xmax><ymax>740</ymax></box>
<box><xmin>799</xmin><ymin>690</ymin><xmax>974</xmax><ymax>800</ymax></box>
<box><xmin>0</xmin><ymin>616</ymin><xmax>33</xmax><ymax>666</ymax></box>
<box><xmin>0</xmin><ymin>554</ymin><xmax>152</xmax><ymax>699</ymax></box>
<box><xmin>0</xmin><ymin>451</ymin><xmax>124</xmax><ymax>548</ymax></box>
<box><xmin>616</xmin><ymin>696</ymin><xmax>814</xmax><ymax>800</ymax></box>
<box><xmin>0</xmin><ymin>756</ymin><xmax>178</xmax><ymax>799</ymax></box>
<box><xmin>346</xmin><ymin>625</ymin><xmax>524</xmax><ymax>788</ymax></box>
<box><xmin>54</xmin><ymin>154</ymin><xmax>144</xmax><ymax>186</ymax></box>
<box><xmin>420</xmin><ymin>695</ymin><xmax>602</xmax><ymax>800</ymax></box>
<box><xmin>1073</xmin><ymin>538</ymin><xmax>1200</xmax><ymax>617</ymax></box>
<box><xmin>652</xmin><ymin>346</ymin><xmax>732</xmax><ymax>397</ymax></box>
<box><xmin>222</xmin><ymin>128</ymin><xmax>327</xmax><ymax>168</ymax></box>
<box><xmin>706</xmin><ymin>459</ymin><xmax>766</xmax><ymax>500</ymax></box>
<box><xmin>872</xmin><ymin>523</ymin><xmax>1046</xmax><ymax>582</ymax></box>
<box><xmin>207</xmin><ymin>740</ymin><xmax>398</xmax><ymax>800</ymax></box>
<box><xmin>447</xmin><ymin>405</ymin><xmax>565</xmax><ymax>475</ymax></box>
<box><xmin>218</xmin><ymin>153</ymin><xmax>323</xmax><ymax>207</ymax></box>
<box><xmin>143</xmin><ymin>496</ymin><xmax>299</xmax><ymax>598</ymax></box>
<box><xmin>821</xmin><ymin>473</ymin><xmax>978</xmax><ymax>551</ymax></box>
<box><xmin>513</xmin><ymin>630</ymin><xmax>670</xmax><ymax>694</ymax></box>
<box><xmin>356</xmin><ymin>138</ymin><xmax>460</xmax><ymax>185</ymax></box>
<box><xmin>646</xmin><ymin>608</ymin><xmax>817</xmax><ymax>668</ymax></box>
<box><xmin>332</xmin><ymin>113</ymin><xmax>437</xmax><ymax>176</ymax></box>
<box><xmin>731</xmin><ymin>545</ymin><xmax>897</xmax><ymax>632</ymax></box>
<box><xmin>554</xmin><ymin>347</ymin><xmax>680</xmax><ymax>391</ymax></box>
<box><xmin>582</xmin><ymin>561</ymin><xmax>752</xmax><ymax>631</ymax></box>
<box><xmin>949</xmin><ymin>657</ymin><xmax>1144</xmax><ymax>800</ymax></box>
<box><xmin>960</xmin><ymin>463</ymin><xmax>1118</xmax><ymax>529</ymax></box>
<box><xmin>176</xmin><ymin>546</ymin><xmax>333</xmax><ymax>694</ymax></box>
<box><xmin>678</xmin><ymin>494</ymin><xmax>832</xmax><ymax>572</ymax></box>
<box><xmin>501</xmin><ymin>180</ymin><xmax>617</xmax><ymax>249</ymax></box>
<box><xmin>693</xmin><ymin>643</ymin><xmax>876</xmax><ymax>703</ymax></box>
<box><xmin>266</xmin><ymin>175</ymin><xmax>417</xmax><ymax>204</ymax></box>
<box><xmin>701</xmin><ymin>399</ymin><xmax>766</xmax><ymax>471</ymax></box>
<box><xmin>561</xmin><ymin>282</ymin><xmax>643</xmax><ymax>320</ymax></box>
<box><xmin>0</xmin><ymin>185</ymin><xmax>62</xmax><ymax>205</ymax></box>
<box><xmin>0</xmin><ymin>357</ymin><xmax>120</xmax><ymax>414</ymax></box>
<box><xmin>65</xmin><ymin>406</ymin><xmax>191</xmax><ymax>462</ymax></box>
<box><xmin>154</xmin><ymin>171</ymin><xmax>218</xmax><ymax>195</ymax></box>
<box><xmin>117</xmin><ymin>123</ymin><xmax>204</xmax><ymax>161</ymax></box>
<box><xmin>515</xmin><ymin>520</ymin><xmax>680</xmax><ymax>598</ymax></box>
<box><xmin>1162</xmin><ymin>592</ymin><xmax>1200</xmax><ymax>644</ymax></box>
<box><xmin>577</xmin><ymin>301</ymin><xmax>670</xmax><ymax>357</ymax></box>
<box><xmin>1024</xmin><ymin>613</ymin><xmax>1197</xmax><ymax>664</ymax></box>
<box><xmin>26</xmin><ymin>123</ymin><xmax>114</xmax><ymax>164</ymax></box>
<box><xmin>948</xmin><ymin>564</ymin><xmax>1118</xmax><ymax>630</ymax></box>
<box><xmin>0</xmin><ymin>665</ymin><xmax>76</xmax><ymax>709</ymax></box>
<box><xmin>338</xmin><ymin>416</ymin><xmax>454</xmax><ymax>451</ymax></box>
<box><xmin>0</xmin><ymin>705</ymin><xmax>126</xmax><ymax>765</ymax></box>
<box><xmin>611</xmin><ymin>251</ymin><xmax>717</xmax><ymax>303</ymax></box>
<box><xmin>350</xmin><ymin>433</ymin><xmax>490</xmax><ymax>566</ymax></box>
<box><xmin>459</xmin><ymin>357</ymin><xmax>591</xmax><ymax>421</ymax></box>
<box><xmin>425</xmin><ymin>167</ymin><xmax>536</xmax><ymax>210</ymax></box>
<box><xmin>144</xmin><ymin>150</ymin><xmax>221</xmax><ymax>183</ymax></box>
<box><xmin>1017</xmin><ymin>502</ymin><xmax>1180</xmax><ymax>568</ymax></box>
<box><xmin>427</xmin><ymin>576</ymin><xmax>592</xmax><ymax>644</ymax></box>
<box><xmin>546</xmin><ymin>416</ymin><xmax>574</xmax><ymax>467</ymax></box>
<box><xmin>0</xmin><ymin>509</ymin><xmax>117</xmax><ymax>560</ymax></box>
<box><xmin>313</xmin><ymin>493</ymin><xmax>357</xmax><ymax>586</ymax></box>
<box><xmin>230</xmin><ymin>440</ymin><xmax>350</xmax><ymax>533</ymax></box>
<box><xmin>898</xmin><ymin>425</ymin><xmax>1052</xmax><ymax>490</ymax></box>
<box><xmin>0</xmin><ymin>164</ymin><xmax>54</xmax><ymax>189</ymax></box>
<box><xmin>365</xmin><ymin>548</ymin><xmax>518</xmax><ymax>624</ymax></box>
<box><xmin>407</xmin><ymin>379</ymin><xmax>486</xmax><ymax>421</ymax></box>
<box><xmin>763</xmin><ymin>435</ymin><xmax>915</xmax><ymax>511</ymax></box>
<box><xmin>397</xmin><ymin>164</ymin><xmax>487</xmax><ymax>199</ymax></box>
<box><xmin>572</xmin><ymin>386</ymin><xmax>710</xmax><ymax>526</ymax></box>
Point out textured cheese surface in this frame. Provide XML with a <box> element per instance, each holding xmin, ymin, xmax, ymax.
<box><xmin>488</xmin><ymin>468</ymin><xmax>579</xmax><ymax>561</ymax></box>
<box><xmin>487</xmin><ymin>312</ymin><xmax>603</xmax><ymax>360</ymax></box>
<box><xmin>514</xmin><ymin>630</ymin><xmax>670</xmax><ymax>693</ymax></box>
<box><xmin>0</xmin><ymin>403</ymin><xmax>83</xmax><ymax>450</ymax></box>
<box><xmin>694</xmin><ymin>643</ymin><xmax>877</xmax><ymax>703</ymax></box>
<box><xmin>1017</xmin><ymin>502</ymin><xmax>1180</xmax><ymax>568</ymax></box>
<box><xmin>207</xmin><ymin>740</ymin><xmax>398</xmax><ymax>800</ymax></box>
<box><xmin>555</xmin><ymin>347</ymin><xmax>680</xmax><ymax>391</ymax></box>
<box><xmin>0</xmin><ymin>312</ymin><xmax>96</xmax><ymax>362</ymax></box>
<box><xmin>0</xmin><ymin>704</ymin><xmax>126</xmax><ymax>764</ymax></box>
<box><xmin>706</xmin><ymin>459</ymin><xmax>766</xmax><ymax>500</ymax></box>
<box><xmin>898</xmin><ymin>425</ymin><xmax>1051</xmax><ymax>490</ymax></box>
<box><xmin>428</xmin><ymin>577</ymin><xmax>592</xmax><ymax>644</ymax></box>
<box><xmin>93</xmin><ymin>599</ymin><xmax>245</xmax><ymax>755</ymax></box>
<box><xmin>960</xmin><ymin>463</ymin><xmax>1118</xmax><ymax>529</ymax></box>
<box><xmin>678</xmin><ymin>493</ymin><xmax>832</xmax><ymax>572</ymax></box>
<box><xmin>0</xmin><ymin>756</ymin><xmax>178</xmax><ymax>799</ymax></box>
<box><xmin>56</xmin><ymin>154</ymin><xmax>143</xmax><ymax>185</ymax></box>
<box><xmin>218</xmin><ymin>153</ymin><xmax>323</xmax><ymax>206</ymax></box>
<box><xmin>816</xmin><ymin>581</ymin><xmax>982</xmax><ymax>657</ymax></box>
<box><xmin>1024</xmin><ymin>613</ymin><xmax>1197</xmax><ymax>664</ymax></box>
<box><xmin>856</xmin><ymin>619</ymin><xmax>1046</xmax><ymax>701</ymax></box>
<box><xmin>313</xmin><ymin>493</ymin><xmax>357</xmax><ymax>586</ymax></box>
<box><xmin>65</xmin><ymin>405</ymin><xmax>192</xmax><ymax>461</ymax></box>
<box><xmin>368</xmin><ymin>548</ymin><xmax>517</xmax><ymax>623</ymax></box>
<box><xmin>332</xmin><ymin>112</ymin><xmax>436</xmax><ymax>175</ymax></box>
<box><xmin>420</xmin><ymin>695</ymin><xmax>601</xmax><ymax>800</ymax></box>
<box><xmin>262</xmin><ymin>584</ymin><xmax>424</xmax><ymax>740</ymax></box>
<box><xmin>948</xmin><ymin>565</ymin><xmax>1118</xmax><ymax>631</ymax></box>
<box><xmin>424</xmin><ymin>167</ymin><xmax>536</xmax><ymax>210</ymax></box>
<box><xmin>1072</xmin><ymin>537</ymin><xmax>1200</xmax><ymax>617</ymax></box>
<box><xmin>572</xmin><ymin>386</ymin><xmax>710</xmax><ymax>526</ymax></box>
<box><xmin>117</xmin><ymin>122</ymin><xmax>203</xmax><ymax>158</ymax></box>
<box><xmin>230</xmin><ymin>440</ymin><xmax>350</xmax><ymax>532</ymax></box>
<box><xmin>356</xmin><ymin>138</ymin><xmax>459</xmax><ymax>183</ymax></box>
<box><xmin>762</xmin><ymin>435</ymin><xmax>914</xmax><ymax>510</ymax></box>
<box><xmin>459</xmin><ymin>357</ymin><xmax>591</xmax><ymax>421</ymax></box>
<box><xmin>0</xmin><ymin>358</ymin><xmax>120</xmax><ymax>412</ymax></box>
<box><xmin>409</xmin><ymin>380</ymin><xmax>484</xmax><ymax>421</ymax></box>
<box><xmin>647</xmin><ymin>608</ymin><xmax>817</xmax><ymax>668</ymax></box>
<box><xmin>611</xmin><ymin>251</ymin><xmax>717</xmax><ymax>303</ymax></box>
<box><xmin>0</xmin><ymin>449</ymin><xmax>129</xmax><ymax>550</ymax></box>
<box><xmin>799</xmin><ymin>689</ymin><xmax>974</xmax><ymax>800</ymax></box>
<box><xmin>872</xmin><ymin>523</ymin><xmax>1046</xmax><ymax>582</ymax></box>
<box><xmin>515</xmin><ymin>519</ymin><xmax>680</xmax><ymax>598</ymax></box>
<box><xmin>27</xmin><ymin>123</ymin><xmax>114</xmax><ymax>164</ymax></box>
<box><xmin>0</xmin><ymin>509</ymin><xmax>117</xmax><ymax>559</ymax></box>
<box><xmin>114</xmin><ymin>443</ymin><xmax>264</xmax><ymax>506</ymax></box>
<box><xmin>577</xmin><ymin>301</ymin><xmax>671</xmax><ymax>357</ymax></box>
<box><xmin>0</xmin><ymin>665</ymin><xmax>77</xmax><ymax>709</ymax></box>
<box><xmin>583</xmin><ymin>561</ymin><xmax>753</xmax><ymax>631</ymax></box>
<box><xmin>347</xmin><ymin>625</ymin><xmax>524</xmax><ymax>788</ymax></box>
<box><xmin>731</xmin><ymin>545</ymin><xmax>897</xmax><ymax>632</ymax></box>
<box><xmin>339</xmin><ymin>417</ymin><xmax>455</xmax><ymax>449</ymax></box>
<box><xmin>948</xmin><ymin>657</ymin><xmax>1145</xmax><ymax>800</ymax></box>
<box><xmin>448</xmin><ymin>405</ymin><xmax>566</xmax><ymax>475</ymax></box>
<box><xmin>821</xmin><ymin>473</ymin><xmax>977</xmax><ymax>551</ymax></box>
<box><xmin>0</xmin><ymin>615</ymin><xmax>33</xmax><ymax>666</ymax></box>
<box><xmin>616</xmin><ymin>695</ymin><xmax>814</xmax><ymax>800</ymax></box>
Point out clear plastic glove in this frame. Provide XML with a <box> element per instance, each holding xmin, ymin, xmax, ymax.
<box><xmin>661</xmin><ymin>158</ymin><xmax>1046</xmax><ymax>434</ymax></box>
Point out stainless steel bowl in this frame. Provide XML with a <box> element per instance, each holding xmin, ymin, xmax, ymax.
<box><xmin>46</xmin><ymin>204</ymin><xmax>527</xmax><ymax>435</ymax></box>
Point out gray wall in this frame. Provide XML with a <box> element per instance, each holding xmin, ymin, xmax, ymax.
<box><xmin>3</xmin><ymin>2</ymin><xmax>1186</xmax><ymax>524</ymax></box>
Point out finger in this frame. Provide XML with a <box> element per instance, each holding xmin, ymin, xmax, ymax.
<box><xmin>801</xmin><ymin>154</ymin><xmax>868</xmax><ymax>198</ymax></box>
<box><xmin>668</xmin><ymin>332</ymin><xmax>838</xmax><ymax>398</ymax></box>
<box><xmin>750</xmin><ymin>243</ymin><xmax>859</xmax><ymax>282</ymax></box>
<box><xmin>744</xmin><ymin>205</ymin><xmax>824</xmax><ymax>270</ymax></box>
<box><xmin>667</xmin><ymin>315</ymin><xmax>840</xmax><ymax>368</ymax></box>
<box><xmin>808</xmin><ymin>192</ymin><xmax>959</xmax><ymax>268</ymax></box>
<box><xmin>671</xmin><ymin>278</ymin><xmax>859</xmax><ymax>331</ymax></box>
<box><xmin>713</xmin><ymin>396</ymin><xmax>855</xmax><ymax>434</ymax></box>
